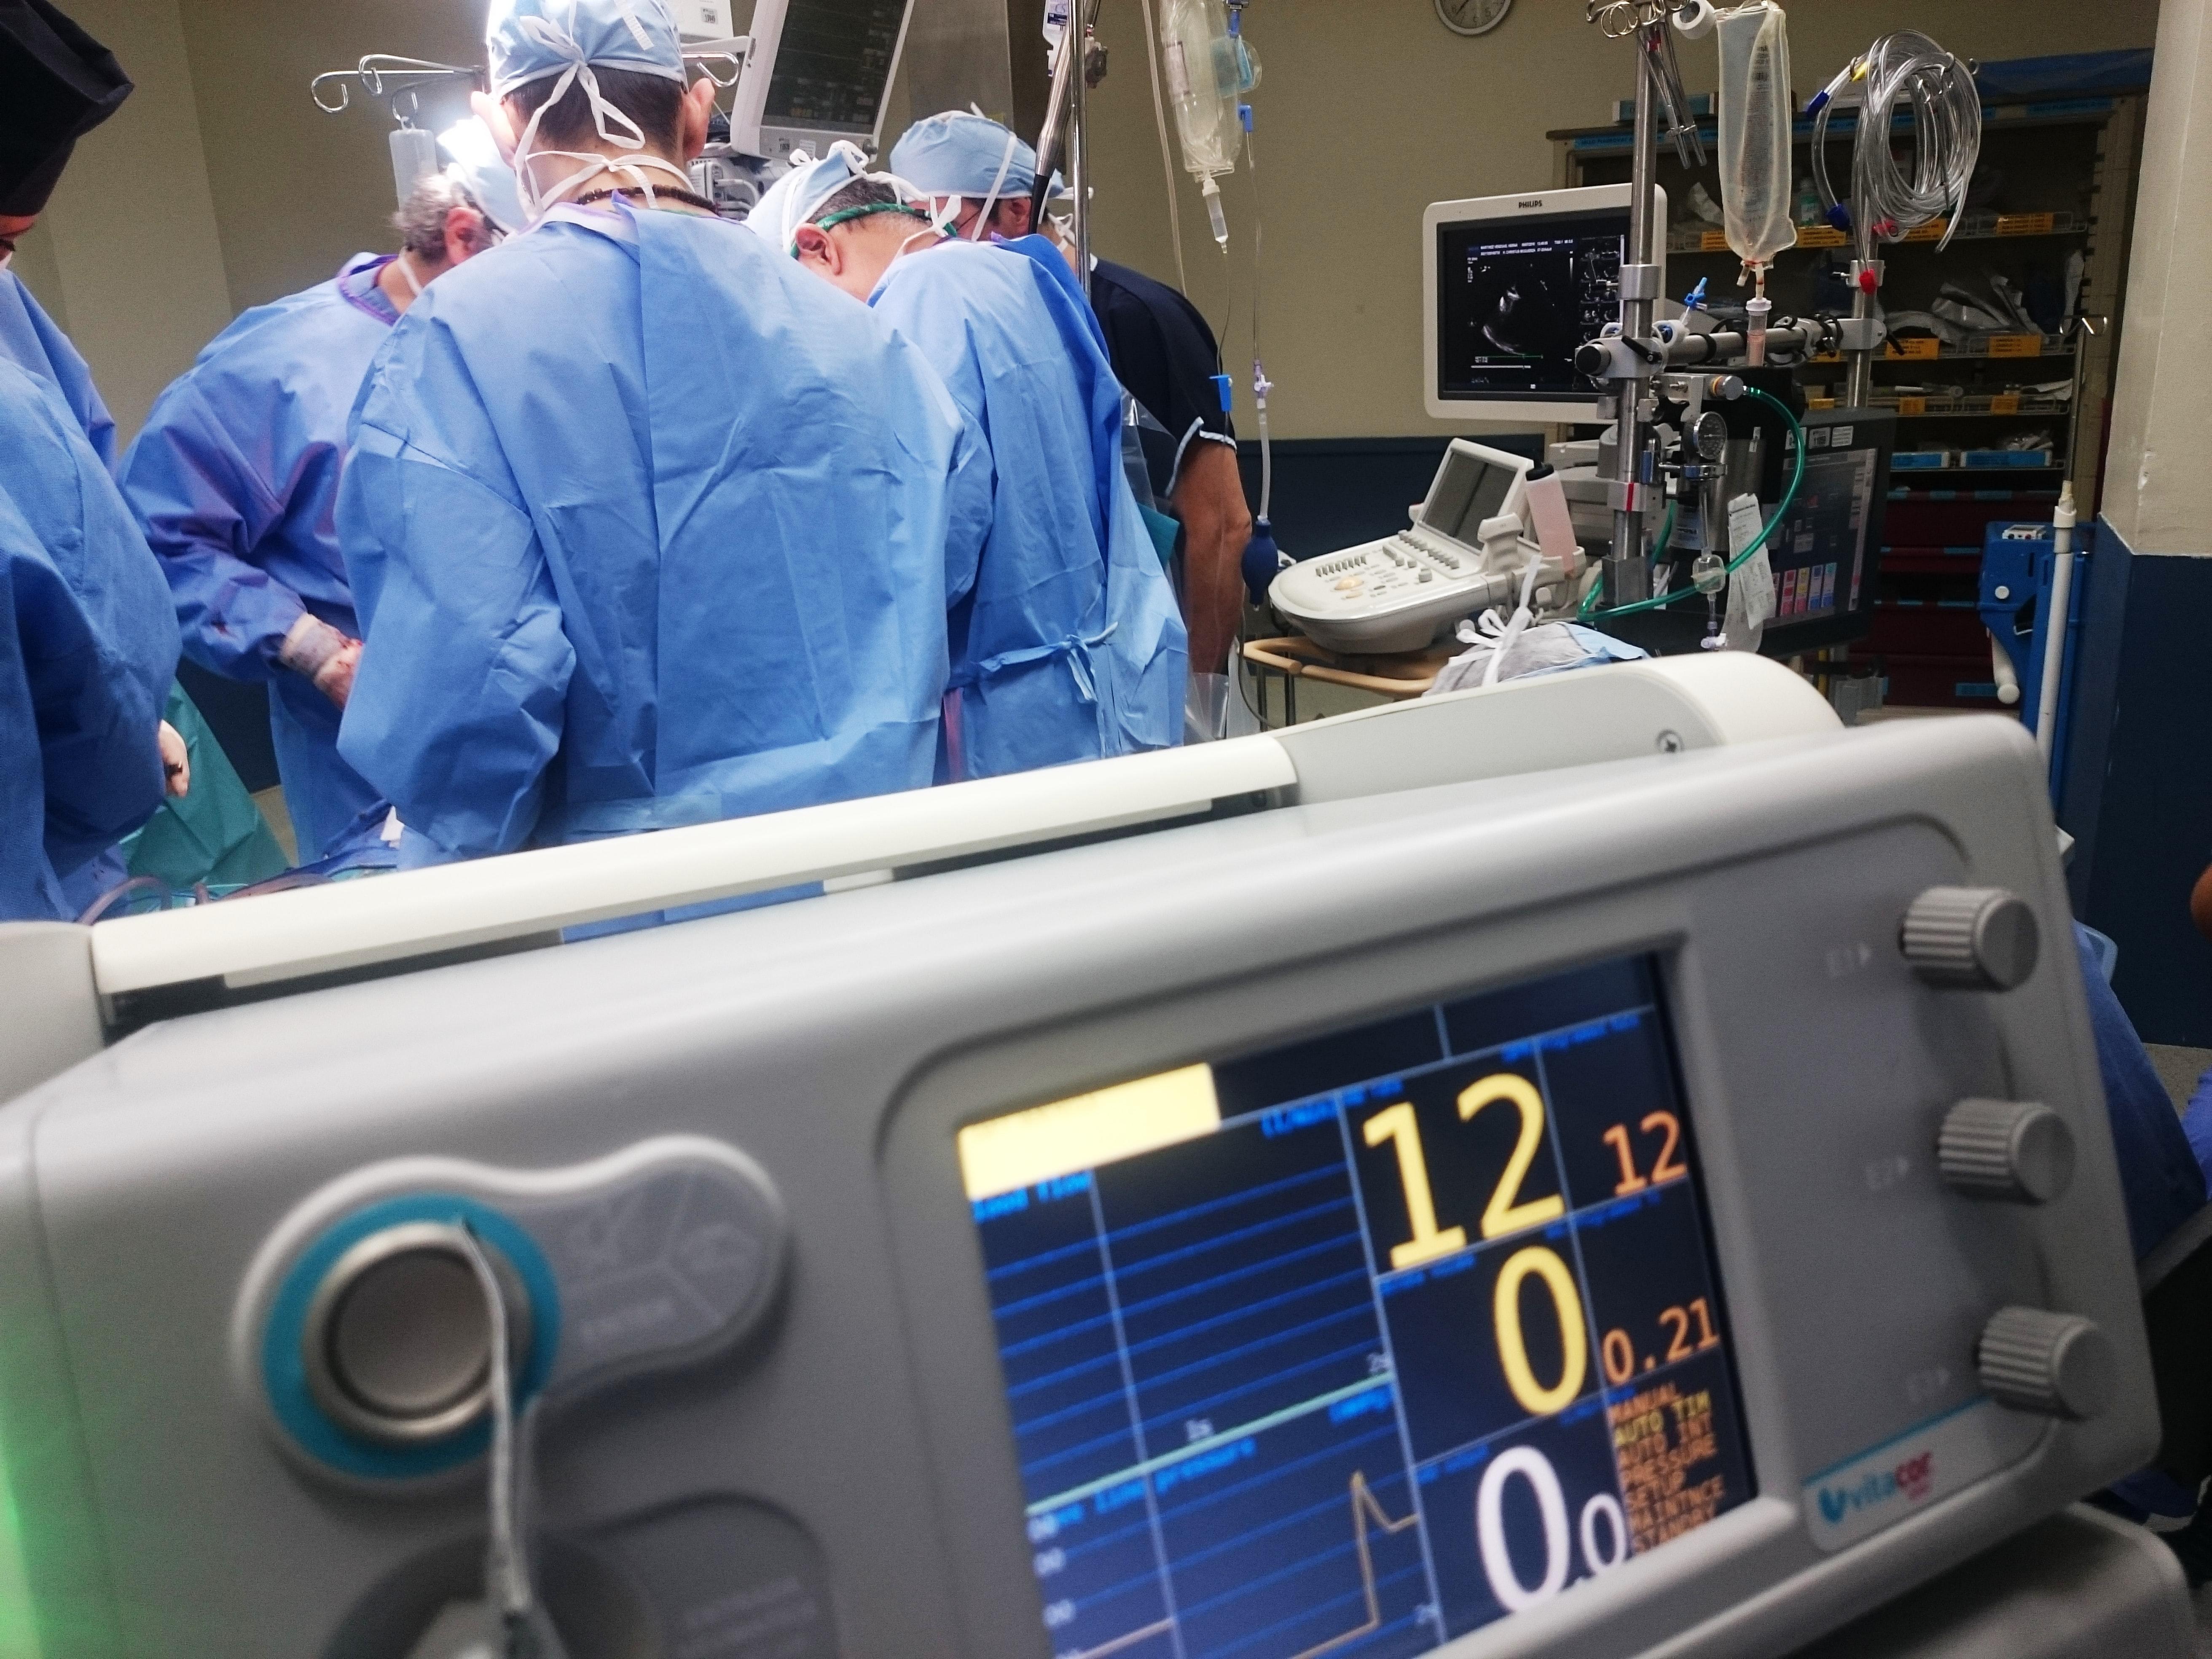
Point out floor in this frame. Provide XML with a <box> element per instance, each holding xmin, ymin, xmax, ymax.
<box><xmin>2149</xmin><ymin>1047</ymin><xmax>2212</xmax><ymax>1116</ymax></box>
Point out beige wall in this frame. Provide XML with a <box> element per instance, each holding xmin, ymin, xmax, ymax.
<box><xmin>1075</xmin><ymin>0</ymin><xmax>2161</xmax><ymax>441</ymax></box>
<box><xmin>15</xmin><ymin>0</ymin><xmax>232</xmax><ymax>441</ymax></box>
<box><xmin>2102</xmin><ymin>0</ymin><xmax>2211</xmax><ymax>553</ymax></box>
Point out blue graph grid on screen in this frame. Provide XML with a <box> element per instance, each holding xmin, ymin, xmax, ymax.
<box><xmin>970</xmin><ymin>956</ymin><xmax>1756</xmax><ymax>1659</ymax></box>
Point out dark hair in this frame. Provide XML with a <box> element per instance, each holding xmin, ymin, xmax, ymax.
<box><xmin>507</xmin><ymin>66</ymin><xmax>685</xmax><ymax>154</ymax></box>
<box><xmin>809</xmin><ymin>176</ymin><xmax>903</xmax><ymax>223</ymax></box>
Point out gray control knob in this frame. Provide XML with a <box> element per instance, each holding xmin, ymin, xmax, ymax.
<box><xmin>1938</xmin><ymin>1099</ymin><xmax>2075</xmax><ymax>1203</ymax></box>
<box><xmin>1977</xmin><ymin>1307</ymin><xmax>2115</xmax><ymax>1419</ymax></box>
<box><xmin>1901</xmin><ymin>886</ymin><xmax>2040</xmax><ymax>990</ymax></box>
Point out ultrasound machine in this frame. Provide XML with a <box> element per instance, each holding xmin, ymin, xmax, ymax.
<box><xmin>0</xmin><ymin>658</ymin><xmax>2200</xmax><ymax>1659</ymax></box>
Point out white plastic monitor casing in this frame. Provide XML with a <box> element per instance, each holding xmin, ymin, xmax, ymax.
<box><xmin>1269</xmin><ymin>439</ymin><xmax>1544</xmax><ymax>653</ymax></box>
<box><xmin>1423</xmin><ymin>183</ymin><xmax>1666</xmax><ymax>425</ymax></box>
<box><xmin>723</xmin><ymin>0</ymin><xmax>918</xmax><ymax>163</ymax></box>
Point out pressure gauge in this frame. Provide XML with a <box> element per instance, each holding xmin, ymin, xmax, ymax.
<box><xmin>1694</xmin><ymin>411</ymin><xmax>1731</xmax><ymax>462</ymax></box>
<box><xmin>1436</xmin><ymin>0</ymin><xmax>1512</xmax><ymax>36</ymax></box>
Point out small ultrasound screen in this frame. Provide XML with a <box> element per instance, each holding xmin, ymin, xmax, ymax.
<box><xmin>1437</xmin><ymin>211</ymin><xmax>1627</xmax><ymax>403</ymax></box>
<box><xmin>963</xmin><ymin>955</ymin><xmax>1753</xmax><ymax>1659</ymax></box>
<box><xmin>1422</xmin><ymin>452</ymin><xmax>1516</xmax><ymax>544</ymax></box>
<box><xmin>764</xmin><ymin>0</ymin><xmax>905</xmax><ymax>132</ymax></box>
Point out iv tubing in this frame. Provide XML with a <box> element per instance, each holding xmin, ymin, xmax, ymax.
<box><xmin>1583</xmin><ymin>388</ymin><xmax>1806</xmax><ymax>621</ymax></box>
<box><xmin>1138</xmin><ymin>0</ymin><xmax>1190</xmax><ymax>294</ymax></box>
<box><xmin>1810</xmin><ymin>31</ymin><xmax>1980</xmax><ymax>257</ymax></box>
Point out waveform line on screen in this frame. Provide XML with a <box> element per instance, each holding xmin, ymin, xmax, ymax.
<box><xmin>1065</xmin><ymin>1616</ymin><xmax>1177</xmax><ymax>1659</ymax></box>
<box><xmin>1286</xmin><ymin>1471</ymin><xmax>1419</xmax><ymax>1659</ymax></box>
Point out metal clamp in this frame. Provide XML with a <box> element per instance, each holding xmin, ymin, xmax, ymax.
<box><xmin>1617</xmin><ymin>263</ymin><xmax>1664</xmax><ymax>301</ymax></box>
<box><xmin>1836</xmin><ymin>316</ymin><xmax>1889</xmax><ymax>352</ymax></box>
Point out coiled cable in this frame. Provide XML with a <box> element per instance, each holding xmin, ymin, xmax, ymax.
<box><xmin>1810</xmin><ymin>31</ymin><xmax>1981</xmax><ymax>256</ymax></box>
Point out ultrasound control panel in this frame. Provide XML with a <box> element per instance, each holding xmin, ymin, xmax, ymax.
<box><xmin>0</xmin><ymin>715</ymin><xmax>2161</xmax><ymax>1659</ymax></box>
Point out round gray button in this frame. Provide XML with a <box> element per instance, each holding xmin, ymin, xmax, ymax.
<box><xmin>1938</xmin><ymin>1099</ymin><xmax>2075</xmax><ymax>1204</ymax></box>
<box><xmin>303</xmin><ymin>1222</ymin><xmax>532</xmax><ymax>1445</ymax></box>
<box><xmin>1901</xmin><ymin>886</ymin><xmax>2040</xmax><ymax>990</ymax></box>
<box><xmin>1978</xmin><ymin>1306</ymin><xmax>2114</xmax><ymax>1419</ymax></box>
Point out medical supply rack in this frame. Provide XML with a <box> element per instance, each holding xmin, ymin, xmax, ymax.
<box><xmin>1549</xmin><ymin>60</ymin><xmax>2146</xmax><ymax>707</ymax></box>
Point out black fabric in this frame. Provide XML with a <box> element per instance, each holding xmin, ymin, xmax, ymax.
<box><xmin>1090</xmin><ymin>256</ymin><xmax>1235</xmax><ymax>501</ymax></box>
<box><xmin>0</xmin><ymin>0</ymin><xmax>131</xmax><ymax>216</ymax></box>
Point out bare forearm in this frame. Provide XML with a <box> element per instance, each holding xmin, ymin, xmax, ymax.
<box><xmin>1173</xmin><ymin>441</ymin><xmax>1254</xmax><ymax>676</ymax></box>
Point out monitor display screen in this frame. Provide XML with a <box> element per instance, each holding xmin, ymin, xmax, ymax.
<box><xmin>1768</xmin><ymin>442</ymin><xmax>1880</xmax><ymax>628</ymax></box>
<box><xmin>960</xmin><ymin>956</ymin><xmax>1753</xmax><ymax>1659</ymax></box>
<box><xmin>1420</xmin><ymin>449</ymin><xmax>1518</xmax><ymax>545</ymax></box>
<box><xmin>764</xmin><ymin>0</ymin><xmax>905</xmax><ymax>133</ymax></box>
<box><xmin>1436</xmin><ymin>211</ymin><xmax>1627</xmax><ymax>406</ymax></box>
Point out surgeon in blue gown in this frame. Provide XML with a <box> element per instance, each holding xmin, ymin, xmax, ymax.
<box><xmin>758</xmin><ymin>148</ymin><xmax>1186</xmax><ymax>779</ymax></box>
<box><xmin>335</xmin><ymin>0</ymin><xmax>978</xmax><ymax>870</ymax></box>
<box><xmin>0</xmin><ymin>0</ymin><xmax>180</xmax><ymax>919</ymax></box>
<box><xmin>118</xmin><ymin>171</ymin><xmax>499</xmax><ymax>863</ymax></box>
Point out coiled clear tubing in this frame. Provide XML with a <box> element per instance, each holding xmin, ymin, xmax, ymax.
<box><xmin>1813</xmin><ymin>30</ymin><xmax>1981</xmax><ymax>256</ymax></box>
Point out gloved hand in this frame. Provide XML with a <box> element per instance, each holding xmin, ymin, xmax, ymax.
<box><xmin>157</xmin><ymin>720</ymin><xmax>190</xmax><ymax>797</ymax></box>
<box><xmin>279</xmin><ymin>615</ymin><xmax>364</xmax><ymax>708</ymax></box>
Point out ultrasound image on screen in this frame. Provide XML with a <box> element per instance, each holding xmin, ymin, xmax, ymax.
<box><xmin>764</xmin><ymin>0</ymin><xmax>906</xmax><ymax>132</ymax></box>
<box><xmin>1438</xmin><ymin>212</ymin><xmax>1629</xmax><ymax>404</ymax></box>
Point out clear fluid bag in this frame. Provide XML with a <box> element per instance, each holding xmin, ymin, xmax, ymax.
<box><xmin>1715</xmin><ymin>2</ymin><xmax>1794</xmax><ymax>270</ymax></box>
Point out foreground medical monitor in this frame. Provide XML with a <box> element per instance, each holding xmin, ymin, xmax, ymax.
<box><xmin>0</xmin><ymin>705</ymin><xmax>2162</xmax><ymax>1659</ymax></box>
<box><xmin>962</xmin><ymin>955</ymin><xmax>1752</xmax><ymax>1656</ymax></box>
<box><xmin>1423</xmin><ymin>185</ymin><xmax>1664</xmax><ymax>425</ymax></box>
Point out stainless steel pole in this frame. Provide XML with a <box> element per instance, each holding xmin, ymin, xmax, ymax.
<box><xmin>1607</xmin><ymin>41</ymin><xmax>1660</xmax><ymax>606</ymax></box>
<box><xmin>1071</xmin><ymin>20</ymin><xmax>1091</xmax><ymax>295</ymax></box>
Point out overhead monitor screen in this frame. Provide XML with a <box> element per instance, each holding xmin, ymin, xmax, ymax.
<box><xmin>960</xmin><ymin>956</ymin><xmax>1753</xmax><ymax>1659</ymax></box>
<box><xmin>1421</xmin><ymin>449</ymin><xmax>1518</xmax><ymax>545</ymax></box>
<box><xmin>764</xmin><ymin>0</ymin><xmax>905</xmax><ymax>133</ymax></box>
<box><xmin>1436</xmin><ymin>210</ymin><xmax>1627</xmax><ymax>405</ymax></box>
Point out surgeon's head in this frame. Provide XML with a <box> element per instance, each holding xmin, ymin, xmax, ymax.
<box><xmin>889</xmin><ymin>109</ymin><xmax>1058</xmax><ymax>243</ymax></box>
<box><xmin>474</xmin><ymin>0</ymin><xmax>717</xmax><ymax>220</ymax></box>
<box><xmin>792</xmin><ymin>177</ymin><xmax>939</xmax><ymax>302</ymax></box>
<box><xmin>0</xmin><ymin>0</ymin><xmax>132</xmax><ymax>262</ymax></box>
<box><xmin>393</xmin><ymin>175</ymin><xmax>499</xmax><ymax>274</ymax></box>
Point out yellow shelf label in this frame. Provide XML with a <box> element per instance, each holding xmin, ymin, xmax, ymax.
<box><xmin>1990</xmin><ymin>393</ymin><xmax>2023</xmax><ymax>414</ymax></box>
<box><xmin>1885</xmin><ymin>338</ymin><xmax>1941</xmax><ymax>360</ymax></box>
<box><xmin>1988</xmin><ymin>335</ymin><xmax>2045</xmax><ymax>358</ymax></box>
<box><xmin>1898</xmin><ymin>396</ymin><xmax>1929</xmax><ymax>416</ymax></box>
<box><xmin>1996</xmin><ymin>212</ymin><xmax>2057</xmax><ymax>236</ymax></box>
<box><xmin>1793</xmin><ymin>225</ymin><xmax>1848</xmax><ymax>248</ymax></box>
<box><xmin>1900</xmin><ymin>219</ymin><xmax>1949</xmax><ymax>244</ymax></box>
<box><xmin>1700</xmin><ymin>230</ymin><xmax>1731</xmax><ymax>253</ymax></box>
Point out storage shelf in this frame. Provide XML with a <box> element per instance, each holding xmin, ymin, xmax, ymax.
<box><xmin>1665</xmin><ymin>212</ymin><xmax>2086</xmax><ymax>256</ymax></box>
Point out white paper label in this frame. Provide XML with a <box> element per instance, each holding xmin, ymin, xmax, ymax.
<box><xmin>1723</xmin><ymin>493</ymin><xmax>1773</xmax><ymax>651</ymax></box>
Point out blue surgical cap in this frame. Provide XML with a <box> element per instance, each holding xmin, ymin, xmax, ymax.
<box><xmin>485</xmin><ymin>0</ymin><xmax>686</xmax><ymax>98</ymax></box>
<box><xmin>437</xmin><ymin>116</ymin><xmax>525</xmax><ymax>234</ymax></box>
<box><xmin>746</xmin><ymin>144</ymin><xmax>867</xmax><ymax>254</ymax></box>
<box><xmin>890</xmin><ymin>110</ymin><xmax>1063</xmax><ymax>201</ymax></box>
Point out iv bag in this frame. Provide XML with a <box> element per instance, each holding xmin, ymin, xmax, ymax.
<box><xmin>1159</xmin><ymin>0</ymin><xmax>1259</xmax><ymax>184</ymax></box>
<box><xmin>1715</xmin><ymin>2</ymin><xmax>1793</xmax><ymax>269</ymax></box>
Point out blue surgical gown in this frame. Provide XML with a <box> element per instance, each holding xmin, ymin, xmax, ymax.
<box><xmin>871</xmin><ymin>237</ymin><xmax>1186</xmax><ymax>779</ymax></box>
<box><xmin>0</xmin><ymin>360</ymin><xmax>180</xmax><ymax>921</ymax></box>
<box><xmin>117</xmin><ymin>254</ymin><xmax>395</xmax><ymax>862</ymax></box>
<box><xmin>336</xmin><ymin>203</ymin><xmax>980</xmax><ymax>864</ymax></box>
<box><xmin>0</xmin><ymin>268</ymin><xmax>116</xmax><ymax>468</ymax></box>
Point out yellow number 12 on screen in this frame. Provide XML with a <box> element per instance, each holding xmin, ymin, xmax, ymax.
<box><xmin>1363</xmin><ymin>1074</ymin><xmax>1567</xmax><ymax>1270</ymax></box>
